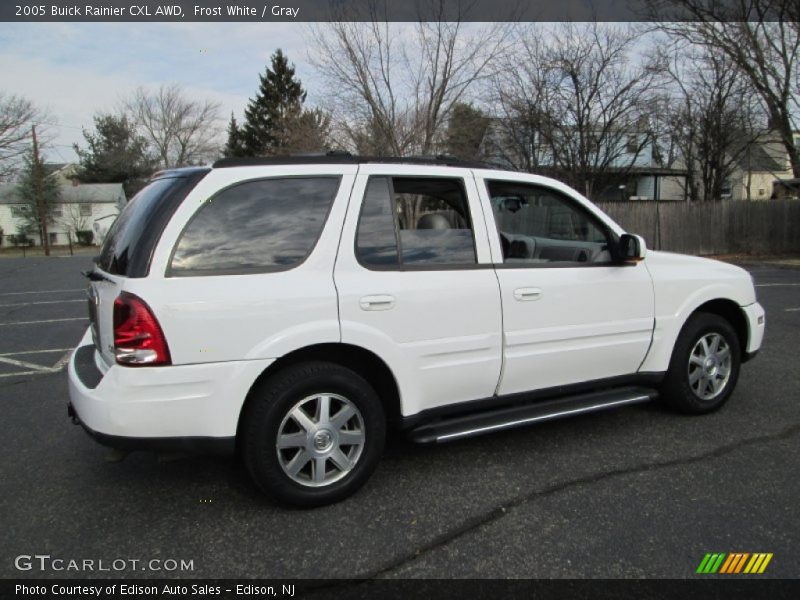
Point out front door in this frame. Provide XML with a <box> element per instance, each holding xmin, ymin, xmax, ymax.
<box><xmin>476</xmin><ymin>176</ymin><xmax>655</xmax><ymax>396</ymax></box>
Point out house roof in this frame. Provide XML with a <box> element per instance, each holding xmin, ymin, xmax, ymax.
<box><xmin>729</xmin><ymin>133</ymin><xmax>784</xmax><ymax>173</ymax></box>
<box><xmin>42</xmin><ymin>163</ymin><xmax>69</xmax><ymax>176</ymax></box>
<box><xmin>0</xmin><ymin>182</ymin><xmax>125</xmax><ymax>205</ymax></box>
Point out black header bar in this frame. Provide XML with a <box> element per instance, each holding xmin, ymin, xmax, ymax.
<box><xmin>1</xmin><ymin>0</ymin><xmax>792</xmax><ymax>22</ymax></box>
<box><xmin>4</xmin><ymin>579</ymin><xmax>800</xmax><ymax>600</ymax></box>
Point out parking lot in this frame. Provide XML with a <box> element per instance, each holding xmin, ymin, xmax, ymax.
<box><xmin>1</xmin><ymin>255</ymin><xmax>798</xmax><ymax>579</ymax></box>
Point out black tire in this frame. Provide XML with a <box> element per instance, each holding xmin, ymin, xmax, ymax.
<box><xmin>659</xmin><ymin>312</ymin><xmax>741</xmax><ymax>414</ymax></box>
<box><xmin>241</xmin><ymin>361</ymin><xmax>385</xmax><ymax>507</ymax></box>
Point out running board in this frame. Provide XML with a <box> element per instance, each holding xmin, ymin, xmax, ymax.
<box><xmin>409</xmin><ymin>387</ymin><xmax>657</xmax><ymax>444</ymax></box>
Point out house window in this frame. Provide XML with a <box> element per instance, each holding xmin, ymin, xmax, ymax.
<box><xmin>721</xmin><ymin>181</ymin><xmax>732</xmax><ymax>198</ymax></box>
<box><xmin>587</xmin><ymin>134</ymin><xmax>600</xmax><ymax>153</ymax></box>
<box><xmin>10</xmin><ymin>205</ymin><xmax>25</xmax><ymax>218</ymax></box>
<box><xmin>626</xmin><ymin>134</ymin><xmax>639</xmax><ymax>154</ymax></box>
<box><xmin>50</xmin><ymin>206</ymin><xmax>63</xmax><ymax>218</ymax></box>
<box><xmin>49</xmin><ymin>232</ymin><xmax>58</xmax><ymax>245</ymax></box>
<box><xmin>79</xmin><ymin>204</ymin><xmax>92</xmax><ymax>216</ymax></box>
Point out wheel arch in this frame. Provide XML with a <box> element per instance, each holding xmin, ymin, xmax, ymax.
<box><xmin>657</xmin><ymin>299</ymin><xmax>745</xmax><ymax>414</ymax></box>
<box><xmin>236</xmin><ymin>343</ymin><xmax>402</xmax><ymax>444</ymax></box>
<box><xmin>640</xmin><ymin>294</ymin><xmax>752</xmax><ymax>373</ymax></box>
<box><xmin>690</xmin><ymin>298</ymin><xmax>749</xmax><ymax>357</ymax></box>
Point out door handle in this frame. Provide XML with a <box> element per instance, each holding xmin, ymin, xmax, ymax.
<box><xmin>513</xmin><ymin>287</ymin><xmax>543</xmax><ymax>301</ymax></box>
<box><xmin>359</xmin><ymin>295</ymin><xmax>396</xmax><ymax>311</ymax></box>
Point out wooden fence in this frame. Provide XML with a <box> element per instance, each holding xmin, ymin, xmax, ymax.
<box><xmin>595</xmin><ymin>200</ymin><xmax>800</xmax><ymax>256</ymax></box>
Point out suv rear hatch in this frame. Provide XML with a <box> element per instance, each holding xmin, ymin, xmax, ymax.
<box><xmin>86</xmin><ymin>168</ymin><xmax>209</xmax><ymax>367</ymax></box>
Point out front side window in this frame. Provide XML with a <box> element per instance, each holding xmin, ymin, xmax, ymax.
<box><xmin>487</xmin><ymin>180</ymin><xmax>614</xmax><ymax>266</ymax></box>
<box><xmin>169</xmin><ymin>177</ymin><xmax>340</xmax><ymax>276</ymax></box>
<box><xmin>356</xmin><ymin>176</ymin><xmax>476</xmax><ymax>268</ymax></box>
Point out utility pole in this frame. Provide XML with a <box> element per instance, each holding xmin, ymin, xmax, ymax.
<box><xmin>31</xmin><ymin>125</ymin><xmax>50</xmax><ymax>256</ymax></box>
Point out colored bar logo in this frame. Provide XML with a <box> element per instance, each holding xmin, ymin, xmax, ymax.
<box><xmin>696</xmin><ymin>553</ymin><xmax>773</xmax><ymax>574</ymax></box>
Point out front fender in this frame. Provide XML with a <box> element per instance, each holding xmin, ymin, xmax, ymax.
<box><xmin>640</xmin><ymin>284</ymin><xmax>752</xmax><ymax>373</ymax></box>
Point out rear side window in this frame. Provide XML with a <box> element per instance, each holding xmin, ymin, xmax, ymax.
<box><xmin>97</xmin><ymin>172</ymin><xmax>208</xmax><ymax>277</ymax></box>
<box><xmin>355</xmin><ymin>177</ymin><xmax>400</xmax><ymax>266</ymax></box>
<box><xmin>356</xmin><ymin>176</ymin><xmax>476</xmax><ymax>268</ymax></box>
<box><xmin>169</xmin><ymin>177</ymin><xmax>340</xmax><ymax>276</ymax></box>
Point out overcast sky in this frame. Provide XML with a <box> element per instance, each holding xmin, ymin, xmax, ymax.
<box><xmin>0</xmin><ymin>22</ymin><xmax>331</xmax><ymax>163</ymax></box>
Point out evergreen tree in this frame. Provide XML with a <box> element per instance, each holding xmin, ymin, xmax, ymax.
<box><xmin>241</xmin><ymin>49</ymin><xmax>308</xmax><ymax>156</ymax></box>
<box><xmin>444</xmin><ymin>103</ymin><xmax>489</xmax><ymax>160</ymax></box>
<box><xmin>281</xmin><ymin>108</ymin><xmax>331</xmax><ymax>154</ymax></box>
<box><xmin>74</xmin><ymin>113</ymin><xmax>155</xmax><ymax>197</ymax></box>
<box><xmin>15</xmin><ymin>143</ymin><xmax>60</xmax><ymax>244</ymax></box>
<box><xmin>223</xmin><ymin>112</ymin><xmax>247</xmax><ymax>158</ymax></box>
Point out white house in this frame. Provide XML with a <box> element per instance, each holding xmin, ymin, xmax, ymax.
<box><xmin>0</xmin><ymin>174</ymin><xmax>124</xmax><ymax>247</ymax></box>
<box><xmin>479</xmin><ymin>119</ymin><xmax>688</xmax><ymax>202</ymax></box>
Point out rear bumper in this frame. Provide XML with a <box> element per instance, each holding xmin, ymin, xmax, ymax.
<box><xmin>67</xmin><ymin>402</ymin><xmax>236</xmax><ymax>455</ymax></box>
<box><xmin>67</xmin><ymin>328</ymin><xmax>274</xmax><ymax>453</ymax></box>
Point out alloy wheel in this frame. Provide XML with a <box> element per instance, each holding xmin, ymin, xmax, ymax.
<box><xmin>276</xmin><ymin>393</ymin><xmax>365</xmax><ymax>487</ymax></box>
<box><xmin>687</xmin><ymin>332</ymin><xmax>732</xmax><ymax>401</ymax></box>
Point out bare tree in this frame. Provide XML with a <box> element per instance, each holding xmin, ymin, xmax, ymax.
<box><xmin>656</xmin><ymin>41</ymin><xmax>766</xmax><ymax>201</ymax></box>
<box><xmin>124</xmin><ymin>84</ymin><xmax>221</xmax><ymax>168</ymax></box>
<box><xmin>652</xmin><ymin>0</ymin><xmax>800</xmax><ymax>177</ymax></box>
<box><xmin>489</xmin><ymin>22</ymin><xmax>663</xmax><ymax>198</ymax></box>
<box><xmin>484</xmin><ymin>33</ymin><xmax>558</xmax><ymax>172</ymax></box>
<box><xmin>58</xmin><ymin>202</ymin><xmax>91</xmax><ymax>245</ymax></box>
<box><xmin>311</xmin><ymin>0</ymin><xmax>510</xmax><ymax>156</ymax></box>
<box><xmin>0</xmin><ymin>93</ymin><xmax>44</xmax><ymax>179</ymax></box>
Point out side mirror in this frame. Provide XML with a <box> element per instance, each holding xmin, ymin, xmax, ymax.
<box><xmin>619</xmin><ymin>233</ymin><xmax>647</xmax><ymax>263</ymax></box>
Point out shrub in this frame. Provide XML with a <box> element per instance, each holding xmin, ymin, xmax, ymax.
<box><xmin>75</xmin><ymin>230</ymin><xmax>94</xmax><ymax>246</ymax></box>
<box><xmin>10</xmin><ymin>234</ymin><xmax>33</xmax><ymax>247</ymax></box>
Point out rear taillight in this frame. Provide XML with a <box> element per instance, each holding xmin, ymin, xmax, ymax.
<box><xmin>113</xmin><ymin>292</ymin><xmax>171</xmax><ymax>366</ymax></box>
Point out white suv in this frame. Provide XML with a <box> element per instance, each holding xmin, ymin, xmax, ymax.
<box><xmin>68</xmin><ymin>155</ymin><xmax>765</xmax><ymax>506</ymax></box>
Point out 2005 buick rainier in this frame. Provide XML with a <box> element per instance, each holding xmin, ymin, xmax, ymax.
<box><xmin>68</xmin><ymin>154</ymin><xmax>765</xmax><ymax>506</ymax></box>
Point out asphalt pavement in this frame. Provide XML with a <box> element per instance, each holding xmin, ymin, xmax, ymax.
<box><xmin>0</xmin><ymin>256</ymin><xmax>798</xmax><ymax>580</ymax></box>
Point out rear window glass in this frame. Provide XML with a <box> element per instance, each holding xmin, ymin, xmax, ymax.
<box><xmin>96</xmin><ymin>170</ymin><xmax>208</xmax><ymax>277</ymax></box>
<box><xmin>168</xmin><ymin>177</ymin><xmax>340</xmax><ymax>276</ymax></box>
<box><xmin>97</xmin><ymin>178</ymin><xmax>183</xmax><ymax>276</ymax></box>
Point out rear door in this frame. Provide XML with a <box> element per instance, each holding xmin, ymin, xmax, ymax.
<box><xmin>475</xmin><ymin>173</ymin><xmax>655</xmax><ymax>395</ymax></box>
<box><xmin>334</xmin><ymin>164</ymin><xmax>503</xmax><ymax>417</ymax></box>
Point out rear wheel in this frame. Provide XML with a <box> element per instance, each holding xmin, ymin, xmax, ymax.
<box><xmin>241</xmin><ymin>361</ymin><xmax>385</xmax><ymax>507</ymax></box>
<box><xmin>659</xmin><ymin>312</ymin><xmax>741</xmax><ymax>414</ymax></box>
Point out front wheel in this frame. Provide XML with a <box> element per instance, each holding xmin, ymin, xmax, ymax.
<box><xmin>659</xmin><ymin>312</ymin><xmax>742</xmax><ymax>414</ymax></box>
<box><xmin>241</xmin><ymin>361</ymin><xmax>386</xmax><ymax>507</ymax></box>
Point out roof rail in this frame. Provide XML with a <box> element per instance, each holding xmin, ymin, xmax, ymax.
<box><xmin>150</xmin><ymin>166</ymin><xmax>212</xmax><ymax>180</ymax></box>
<box><xmin>211</xmin><ymin>151</ymin><xmax>514</xmax><ymax>171</ymax></box>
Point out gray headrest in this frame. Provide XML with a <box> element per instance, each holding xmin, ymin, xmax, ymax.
<box><xmin>417</xmin><ymin>212</ymin><xmax>452</xmax><ymax>230</ymax></box>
